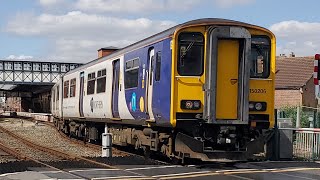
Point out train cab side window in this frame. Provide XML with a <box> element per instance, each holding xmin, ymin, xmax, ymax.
<box><xmin>70</xmin><ymin>78</ymin><xmax>76</xmax><ymax>97</ymax></box>
<box><xmin>250</xmin><ymin>36</ymin><xmax>271</xmax><ymax>78</ymax></box>
<box><xmin>125</xmin><ymin>58</ymin><xmax>139</xmax><ymax>89</ymax></box>
<box><xmin>178</xmin><ymin>32</ymin><xmax>204</xmax><ymax>76</ymax></box>
<box><xmin>155</xmin><ymin>51</ymin><xmax>161</xmax><ymax>81</ymax></box>
<box><xmin>97</xmin><ymin>69</ymin><xmax>106</xmax><ymax>93</ymax></box>
<box><xmin>63</xmin><ymin>81</ymin><xmax>69</xmax><ymax>98</ymax></box>
<box><xmin>87</xmin><ymin>72</ymin><xmax>96</xmax><ymax>95</ymax></box>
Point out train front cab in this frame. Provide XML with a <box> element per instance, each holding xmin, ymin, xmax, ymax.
<box><xmin>171</xmin><ymin>24</ymin><xmax>275</xmax><ymax>161</ymax></box>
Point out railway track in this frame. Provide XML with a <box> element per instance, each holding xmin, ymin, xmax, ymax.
<box><xmin>24</xmin><ymin>117</ymin><xmax>169</xmax><ymax>165</ymax></box>
<box><xmin>0</xmin><ymin>118</ymin><xmax>167</xmax><ymax>178</ymax></box>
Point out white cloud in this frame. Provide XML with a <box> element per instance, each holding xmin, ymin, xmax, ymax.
<box><xmin>214</xmin><ymin>0</ymin><xmax>255</xmax><ymax>8</ymax></box>
<box><xmin>6</xmin><ymin>11</ymin><xmax>176</xmax><ymax>62</ymax></box>
<box><xmin>5</xmin><ymin>55</ymin><xmax>34</xmax><ymax>60</ymax></box>
<box><xmin>270</xmin><ymin>20</ymin><xmax>320</xmax><ymax>56</ymax></box>
<box><xmin>75</xmin><ymin>0</ymin><xmax>201</xmax><ymax>13</ymax></box>
<box><xmin>39</xmin><ymin>0</ymin><xmax>64</xmax><ymax>7</ymax></box>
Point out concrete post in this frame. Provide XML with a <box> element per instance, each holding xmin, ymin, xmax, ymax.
<box><xmin>296</xmin><ymin>106</ymin><xmax>300</xmax><ymax>128</ymax></box>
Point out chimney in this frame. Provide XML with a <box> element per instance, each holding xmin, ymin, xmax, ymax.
<box><xmin>98</xmin><ymin>46</ymin><xmax>119</xmax><ymax>58</ymax></box>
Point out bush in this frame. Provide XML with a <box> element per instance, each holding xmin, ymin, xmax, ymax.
<box><xmin>279</xmin><ymin>106</ymin><xmax>310</xmax><ymax>128</ymax></box>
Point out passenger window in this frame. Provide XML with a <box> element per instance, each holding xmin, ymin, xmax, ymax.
<box><xmin>63</xmin><ymin>81</ymin><xmax>69</xmax><ymax>98</ymax></box>
<box><xmin>177</xmin><ymin>32</ymin><xmax>204</xmax><ymax>76</ymax></box>
<box><xmin>97</xmin><ymin>69</ymin><xmax>106</xmax><ymax>93</ymax></box>
<box><xmin>87</xmin><ymin>72</ymin><xmax>96</xmax><ymax>95</ymax></box>
<box><xmin>125</xmin><ymin>58</ymin><xmax>139</xmax><ymax>89</ymax></box>
<box><xmin>155</xmin><ymin>51</ymin><xmax>161</xmax><ymax>81</ymax></box>
<box><xmin>250</xmin><ymin>36</ymin><xmax>270</xmax><ymax>78</ymax></box>
<box><xmin>70</xmin><ymin>78</ymin><xmax>76</xmax><ymax>97</ymax></box>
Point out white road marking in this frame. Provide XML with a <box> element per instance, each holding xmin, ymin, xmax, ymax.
<box><xmin>91</xmin><ymin>175</ymin><xmax>145</xmax><ymax>180</ymax></box>
<box><xmin>0</xmin><ymin>172</ymin><xmax>19</xmax><ymax>177</ymax></box>
<box><xmin>125</xmin><ymin>165</ymin><xmax>181</xmax><ymax>171</ymax></box>
<box><xmin>216</xmin><ymin>169</ymin><xmax>258</xmax><ymax>173</ymax></box>
<box><xmin>152</xmin><ymin>170</ymin><xmax>211</xmax><ymax>178</ymax></box>
<box><xmin>277</xmin><ymin>172</ymin><xmax>318</xmax><ymax>180</ymax></box>
<box><xmin>69</xmin><ymin>168</ymin><xmax>120</xmax><ymax>172</ymax></box>
<box><xmin>227</xmin><ymin>174</ymin><xmax>255</xmax><ymax>180</ymax></box>
<box><xmin>37</xmin><ymin>170</ymin><xmax>63</xmax><ymax>173</ymax></box>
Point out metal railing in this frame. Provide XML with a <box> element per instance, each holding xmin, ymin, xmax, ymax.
<box><xmin>280</xmin><ymin>128</ymin><xmax>320</xmax><ymax>160</ymax></box>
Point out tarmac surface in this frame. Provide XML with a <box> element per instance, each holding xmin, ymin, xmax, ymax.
<box><xmin>1</xmin><ymin>161</ymin><xmax>320</xmax><ymax>180</ymax></box>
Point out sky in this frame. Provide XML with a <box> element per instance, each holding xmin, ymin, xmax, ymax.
<box><xmin>0</xmin><ymin>0</ymin><xmax>319</xmax><ymax>63</ymax></box>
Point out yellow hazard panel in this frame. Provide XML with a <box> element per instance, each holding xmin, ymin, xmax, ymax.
<box><xmin>216</xmin><ymin>40</ymin><xmax>239</xmax><ymax>119</ymax></box>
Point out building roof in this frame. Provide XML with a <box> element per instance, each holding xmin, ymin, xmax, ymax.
<box><xmin>276</xmin><ymin>56</ymin><xmax>314</xmax><ymax>89</ymax></box>
<box><xmin>98</xmin><ymin>46</ymin><xmax>120</xmax><ymax>51</ymax></box>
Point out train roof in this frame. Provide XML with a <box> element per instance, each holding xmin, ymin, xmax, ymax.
<box><xmin>65</xmin><ymin>18</ymin><xmax>272</xmax><ymax>76</ymax></box>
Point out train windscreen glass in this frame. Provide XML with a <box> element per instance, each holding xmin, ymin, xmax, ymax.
<box><xmin>250</xmin><ymin>36</ymin><xmax>270</xmax><ymax>78</ymax></box>
<box><xmin>177</xmin><ymin>32</ymin><xmax>204</xmax><ymax>76</ymax></box>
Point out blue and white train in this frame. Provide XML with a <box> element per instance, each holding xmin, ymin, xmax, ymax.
<box><xmin>51</xmin><ymin>18</ymin><xmax>276</xmax><ymax>161</ymax></box>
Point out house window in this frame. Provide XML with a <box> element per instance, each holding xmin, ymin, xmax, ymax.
<box><xmin>155</xmin><ymin>51</ymin><xmax>161</xmax><ymax>81</ymax></box>
<box><xmin>97</xmin><ymin>69</ymin><xmax>106</xmax><ymax>93</ymax></box>
<box><xmin>87</xmin><ymin>72</ymin><xmax>95</xmax><ymax>95</ymax></box>
<box><xmin>63</xmin><ymin>81</ymin><xmax>69</xmax><ymax>98</ymax></box>
<box><xmin>125</xmin><ymin>58</ymin><xmax>139</xmax><ymax>89</ymax></box>
<box><xmin>70</xmin><ymin>78</ymin><xmax>76</xmax><ymax>97</ymax></box>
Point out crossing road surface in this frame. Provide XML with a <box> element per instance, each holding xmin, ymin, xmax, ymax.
<box><xmin>1</xmin><ymin>161</ymin><xmax>320</xmax><ymax>179</ymax></box>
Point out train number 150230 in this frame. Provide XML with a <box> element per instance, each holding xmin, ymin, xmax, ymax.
<box><xmin>249</xmin><ymin>89</ymin><xmax>267</xmax><ymax>93</ymax></box>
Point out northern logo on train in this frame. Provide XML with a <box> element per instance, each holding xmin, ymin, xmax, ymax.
<box><xmin>90</xmin><ymin>97</ymin><xmax>94</xmax><ymax>112</ymax></box>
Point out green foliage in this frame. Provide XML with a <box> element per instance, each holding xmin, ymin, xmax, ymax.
<box><xmin>279</xmin><ymin>106</ymin><xmax>310</xmax><ymax>128</ymax></box>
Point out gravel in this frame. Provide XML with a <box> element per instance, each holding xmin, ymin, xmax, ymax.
<box><xmin>0</xmin><ymin>118</ymin><xmax>125</xmax><ymax>159</ymax></box>
<box><xmin>0</xmin><ymin>130</ymin><xmax>64</xmax><ymax>162</ymax></box>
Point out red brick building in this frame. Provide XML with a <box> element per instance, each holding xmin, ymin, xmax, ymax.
<box><xmin>275</xmin><ymin>56</ymin><xmax>317</xmax><ymax>109</ymax></box>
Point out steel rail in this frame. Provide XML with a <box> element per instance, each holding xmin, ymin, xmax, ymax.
<box><xmin>0</xmin><ymin>123</ymin><xmax>152</xmax><ymax>179</ymax></box>
<box><xmin>0</xmin><ymin>128</ymin><xmax>88</xmax><ymax>179</ymax></box>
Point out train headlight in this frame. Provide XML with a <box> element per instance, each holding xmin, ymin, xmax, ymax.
<box><xmin>255</xmin><ymin>103</ymin><xmax>263</xmax><ymax>111</ymax></box>
<box><xmin>249</xmin><ymin>101</ymin><xmax>267</xmax><ymax>111</ymax></box>
<box><xmin>181</xmin><ymin>100</ymin><xmax>201</xmax><ymax>110</ymax></box>
<box><xmin>249</xmin><ymin>103</ymin><xmax>255</xmax><ymax>109</ymax></box>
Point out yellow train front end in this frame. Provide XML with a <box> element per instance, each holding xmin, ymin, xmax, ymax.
<box><xmin>170</xmin><ymin>19</ymin><xmax>275</xmax><ymax>161</ymax></box>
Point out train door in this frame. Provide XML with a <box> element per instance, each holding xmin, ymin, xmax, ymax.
<box><xmin>145</xmin><ymin>48</ymin><xmax>155</xmax><ymax>121</ymax></box>
<box><xmin>112</xmin><ymin>59</ymin><xmax>120</xmax><ymax>118</ymax></box>
<box><xmin>79</xmin><ymin>71</ymin><xmax>84</xmax><ymax>117</ymax></box>
<box><xmin>204</xmin><ymin>26</ymin><xmax>250</xmax><ymax>124</ymax></box>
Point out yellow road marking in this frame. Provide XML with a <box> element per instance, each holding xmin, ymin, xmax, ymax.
<box><xmin>271</xmin><ymin>167</ymin><xmax>320</xmax><ymax>173</ymax></box>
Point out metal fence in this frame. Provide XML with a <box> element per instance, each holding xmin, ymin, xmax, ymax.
<box><xmin>293</xmin><ymin>128</ymin><xmax>320</xmax><ymax>160</ymax></box>
<box><xmin>279</xmin><ymin>128</ymin><xmax>320</xmax><ymax>161</ymax></box>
